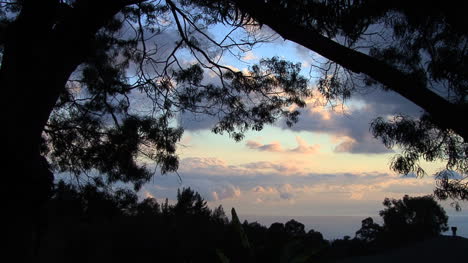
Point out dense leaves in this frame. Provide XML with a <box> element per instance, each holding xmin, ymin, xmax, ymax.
<box><xmin>354</xmin><ymin>195</ymin><xmax>449</xmax><ymax>246</ymax></box>
<box><xmin>355</xmin><ymin>217</ymin><xmax>383</xmax><ymax>243</ymax></box>
<box><xmin>380</xmin><ymin>195</ymin><xmax>449</xmax><ymax>240</ymax></box>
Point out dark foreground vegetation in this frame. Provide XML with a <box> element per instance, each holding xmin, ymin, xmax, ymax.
<box><xmin>36</xmin><ymin>181</ymin><xmax>460</xmax><ymax>263</ymax></box>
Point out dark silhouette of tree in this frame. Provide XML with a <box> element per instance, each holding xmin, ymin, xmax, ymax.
<box><xmin>355</xmin><ymin>217</ymin><xmax>383</xmax><ymax>243</ymax></box>
<box><xmin>349</xmin><ymin>195</ymin><xmax>451</xmax><ymax>258</ymax></box>
<box><xmin>306</xmin><ymin>229</ymin><xmax>326</xmax><ymax>246</ymax></box>
<box><xmin>324</xmin><ymin>236</ymin><xmax>366</xmax><ymax>261</ymax></box>
<box><xmin>379</xmin><ymin>195</ymin><xmax>449</xmax><ymax>242</ymax></box>
<box><xmin>212</xmin><ymin>205</ymin><xmax>229</xmax><ymax>225</ymax></box>
<box><xmin>49</xmin><ymin>180</ymin><xmax>139</xmax><ymax>219</ymax></box>
<box><xmin>242</xmin><ymin>221</ymin><xmax>268</xmax><ymax>261</ymax></box>
<box><xmin>285</xmin><ymin>219</ymin><xmax>306</xmax><ymax>237</ymax></box>
<box><xmin>43</xmin><ymin>184</ymin><xmax>236</xmax><ymax>262</ymax></box>
<box><xmin>174</xmin><ymin>187</ymin><xmax>210</xmax><ymax>217</ymax></box>
<box><xmin>51</xmin><ymin>182</ymin><xmax>443</xmax><ymax>263</ymax></box>
<box><xmin>135</xmin><ymin>197</ymin><xmax>161</xmax><ymax>217</ymax></box>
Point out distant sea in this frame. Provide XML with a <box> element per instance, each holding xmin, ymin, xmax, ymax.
<box><xmin>240</xmin><ymin>215</ymin><xmax>468</xmax><ymax>240</ymax></box>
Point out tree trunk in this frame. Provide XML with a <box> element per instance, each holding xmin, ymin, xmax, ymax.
<box><xmin>2</xmin><ymin>4</ymin><xmax>65</xmax><ymax>260</ymax></box>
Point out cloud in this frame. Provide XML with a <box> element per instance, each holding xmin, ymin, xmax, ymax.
<box><xmin>290</xmin><ymin>136</ymin><xmax>320</xmax><ymax>154</ymax></box>
<box><xmin>143</xmin><ymin>191</ymin><xmax>155</xmax><ymax>199</ymax></box>
<box><xmin>246</xmin><ymin>136</ymin><xmax>319</xmax><ymax>154</ymax></box>
<box><xmin>242</xmin><ymin>51</ymin><xmax>258</xmax><ymax>61</ymax></box>
<box><xmin>241</xmin><ymin>161</ymin><xmax>299</xmax><ymax>173</ymax></box>
<box><xmin>179</xmin><ymin>85</ymin><xmax>422</xmax><ymax>155</ymax></box>
<box><xmin>278</xmin><ymin>184</ymin><xmax>295</xmax><ymax>200</ymax></box>
<box><xmin>279</xmin><ymin>89</ymin><xmax>421</xmax><ymax>154</ymax></box>
<box><xmin>140</xmin><ymin>156</ymin><xmax>440</xmax><ymax>211</ymax></box>
<box><xmin>139</xmin><ymin>156</ymin><xmax>468</xmax><ymax>216</ymax></box>
<box><xmin>180</xmin><ymin>157</ymin><xmax>227</xmax><ymax>169</ymax></box>
<box><xmin>279</xmin><ymin>192</ymin><xmax>294</xmax><ymax>200</ymax></box>
<box><xmin>253</xmin><ymin>186</ymin><xmax>276</xmax><ymax>194</ymax></box>
<box><xmin>333</xmin><ymin>135</ymin><xmax>390</xmax><ymax>154</ymax></box>
<box><xmin>212</xmin><ymin>184</ymin><xmax>241</xmax><ymax>201</ymax></box>
<box><xmin>246</xmin><ymin>140</ymin><xmax>284</xmax><ymax>152</ymax></box>
<box><xmin>380</xmin><ymin>180</ymin><xmax>434</xmax><ymax>194</ymax></box>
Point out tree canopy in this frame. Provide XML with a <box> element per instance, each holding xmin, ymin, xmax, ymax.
<box><xmin>379</xmin><ymin>195</ymin><xmax>449</xmax><ymax>240</ymax></box>
<box><xmin>355</xmin><ymin>195</ymin><xmax>449</xmax><ymax>246</ymax></box>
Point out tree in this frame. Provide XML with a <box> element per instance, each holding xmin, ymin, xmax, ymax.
<box><xmin>355</xmin><ymin>217</ymin><xmax>383</xmax><ymax>243</ymax></box>
<box><xmin>136</xmin><ymin>197</ymin><xmax>161</xmax><ymax>217</ymax></box>
<box><xmin>174</xmin><ymin>187</ymin><xmax>210</xmax><ymax>217</ymax></box>
<box><xmin>190</xmin><ymin>0</ymin><xmax>468</xmax><ymax>201</ymax></box>
<box><xmin>285</xmin><ymin>219</ymin><xmax>306</xmax><ymax>236</ymax></box>
<box><xmin>379</xmin><ymin>195</ymin><xmax>448</xmax><ymax>241</ymax></box>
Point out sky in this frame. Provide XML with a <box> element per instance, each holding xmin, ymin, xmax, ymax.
<box><xmin>135</xmin><ymin>23</ymin><xmax>468</xmax><ymax>218</ymax></box>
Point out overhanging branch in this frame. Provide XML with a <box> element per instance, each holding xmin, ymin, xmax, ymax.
<box><xmin>231</xmin><ymin>0</ymin><xmax>468</xmax><ymax>141</ymax></box>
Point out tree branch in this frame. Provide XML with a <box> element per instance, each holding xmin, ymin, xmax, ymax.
<box><xmin>231</xmin><ymin>0</ymin><xmax>468</xmax><ymax>141</ymax></box>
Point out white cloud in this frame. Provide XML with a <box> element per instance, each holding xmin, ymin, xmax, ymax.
<box><xmin>242</xmin><ymin>51</ymin><xmax>258</xmax><ymax>61</ymax></box>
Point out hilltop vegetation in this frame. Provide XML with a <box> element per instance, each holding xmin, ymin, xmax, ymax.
<box><xmin>36</xmin><ymin>181</ymin><xmax>456</xmax><ymax>263</ymax></box>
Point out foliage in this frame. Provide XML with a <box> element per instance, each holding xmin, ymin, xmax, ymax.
<box><xmin>285</xmin><ymin>219</ymin><xmax>306</xmax><ymax>236</ymax></box>
<box><xmin>371</xmin><ymin>115</ymin><xmax>467</xmax><ymax>205</ymax></box>
<box><xmin>355</xmin><ymin>217</ymin><xmax>383</xmax><ymax>243</ymax></box>
<box><xmin>353</xmin><ymin>194</ymin><xmax>448</xmax><ymax>252</ymax></box>
<box><xmin>379</xmin><ymin>195</ymin><xmax>449</xmax><ymax>241</ymax></box>
<box><xmin>434</xmin><ymin>171</ymin><xmax>468</xmax><ymax>210</ymax></box>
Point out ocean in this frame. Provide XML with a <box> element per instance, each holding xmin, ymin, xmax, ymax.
<box><xmin>240</xmin><ymin>215</ymin><xmax>468</xmax><ymax>240</ymax></box>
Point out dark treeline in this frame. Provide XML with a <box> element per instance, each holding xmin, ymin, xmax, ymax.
<box><xmin>37</xmin><ymin>181</ymin><xmax>450</xmax><ymax>263</ymax></box>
